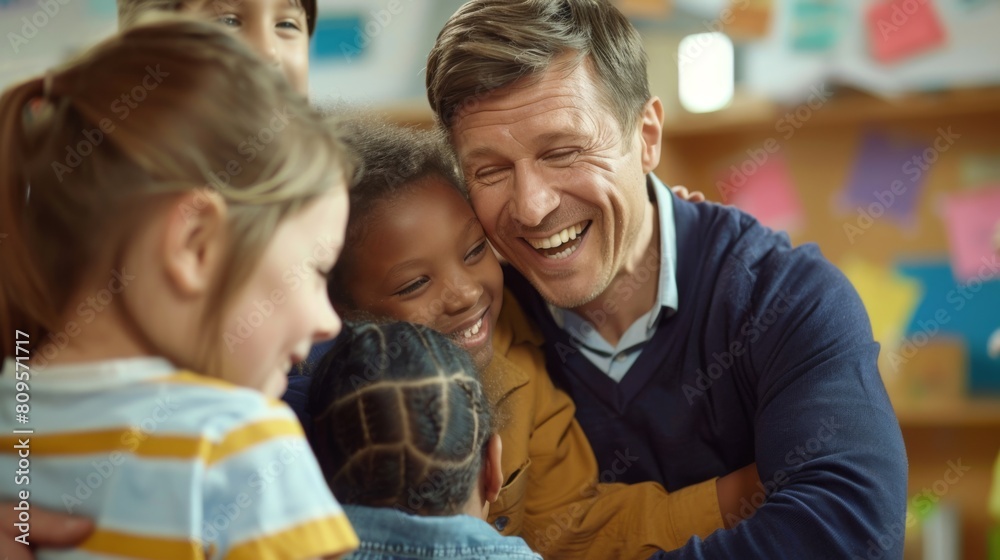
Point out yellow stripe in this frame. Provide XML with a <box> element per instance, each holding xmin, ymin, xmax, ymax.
<box><xmin>0</xmin><ymin>429</ymin><xmax>207</xmax><ymax>459</ymax></box>
<box><xmin>225</xmin><ymin>514</ymin><xmax>359</xmax><ymax>560</ymax></box>
<box><xmin>206</xmin><ymin>417</ymin><xmax>304</xmax><ymax>466</ymax></box>
<box><xmin>82</xmin><ymin>528</ymin><xmax>204</xmax><ymax>559</ymax></box>
<box><xmin>0</xmin><ymin>418</ymin><xmax>302</xmax><ymax>465</ymax></box>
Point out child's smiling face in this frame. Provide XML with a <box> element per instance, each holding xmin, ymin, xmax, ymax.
<box><xmin>183</xmin><ymin>0</ymin><xmax>311</xmax><ymax>95</ymax></box>
<box><xmin>342</xmin><ymin>175</ymin><xmax>504</xmax><ymax>371</ymax></box>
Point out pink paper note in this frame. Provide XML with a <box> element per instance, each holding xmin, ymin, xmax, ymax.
<box><xmin>866</xmin><ymin>0</ymin><xmax>946</xmax><ymax>64</ymax></box>
<box><xmin>942</xmin><ymin>187</ymin><xmax>1000</xmax><ymax>282</ymax></box>
<box><xmin>717</xmin><ymin>156</ymin><xmax>804</xmax><ymax>233</ymax></box>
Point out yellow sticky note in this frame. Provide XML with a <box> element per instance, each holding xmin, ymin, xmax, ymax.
<box><xmin>839</xmin><ymin>256</ymin><xmax>922</xmax><ymax>348</ymax></box>
<box><xmin>991</xmin><ymin>451</ymin><xmax>1000</xmax><ymax>521</ymax></box>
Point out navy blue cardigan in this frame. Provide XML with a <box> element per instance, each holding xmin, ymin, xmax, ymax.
<box><xmin>504</xmin><ymin>192</ymin><xmax>908</xmax><ymax>559</ymax></box>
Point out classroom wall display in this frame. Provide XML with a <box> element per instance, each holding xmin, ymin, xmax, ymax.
<box><xmin>741</xmin><ymin>0</ymin><xmax>1000</xmax><ymax>103</ymax></box>
<box><xmin>0</xmin><ymin>0</ymin><xmax>117</xmax><ymax>90</ymax></box>
<box><xmin>658</xmin><ymin>106</ymin><xmax>1000</xmax><ymax>398</ymax></box>
<box><xmin>0</xmin><ymin>0</ymin><xmax>467</xmax><ymax>107</ymax></box>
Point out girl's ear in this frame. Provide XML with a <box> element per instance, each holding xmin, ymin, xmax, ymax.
<box><xmin>482</xmin><ymin>434</ymin><xmax>503</xmax><ymax>504</ymax></box>
<box><xmin>160</xmin><ymin>189</ymin><xmax>227</xmax><ymax>297</ymax></box>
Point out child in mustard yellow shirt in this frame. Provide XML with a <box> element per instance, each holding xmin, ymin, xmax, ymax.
<box><xmin>317</xmin><ymin>120</ymin><xmax>761</xmax><ymax>560</ymax></box>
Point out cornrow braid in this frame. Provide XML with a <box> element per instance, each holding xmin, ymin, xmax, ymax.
<box><xmin>307</xmin><ymin>321</ymin><xmax>493</xmax><ymax>516</ymax></box>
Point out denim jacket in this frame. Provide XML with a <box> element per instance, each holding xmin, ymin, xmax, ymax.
<box><xmin>343</xmin><ymin>505</ymin><xmax>542</xmax><ymax>560</ymax></box>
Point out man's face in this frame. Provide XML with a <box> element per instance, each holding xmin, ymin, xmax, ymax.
<box><xmin>451</xmin><ymin>57</ymin><xmax>662</xmax><ymax>309</ymax></box>
<box><xmin>184</xmin><ymin>0</ymin><xmax>310</xmax><ymax>95</ymax></box>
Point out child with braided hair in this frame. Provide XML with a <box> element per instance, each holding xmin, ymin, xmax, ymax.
<box><xmin>307</xmin><ymin>320</ymin><xmax>541</xmax><ymax>559</ymax></box>
<box><xmin>305</xmin><ymin>119</ymin><xmax>763</xmax><ymax>560</ymax></box>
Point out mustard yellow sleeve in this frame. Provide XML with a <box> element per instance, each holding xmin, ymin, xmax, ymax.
<box><xmin>517</xmin><ymin>342</ymin><xmax>724</xmax><ymax>559</ymax></box>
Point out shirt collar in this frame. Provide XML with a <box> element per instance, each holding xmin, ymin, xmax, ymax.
<box><xmin>547</xmin><ymin>174</ymin><xmax>679</xmax><ymax>333</ymax></box>
<box><xmin>647</xmin><ymin>174</ymin><xmax>679</xmax><ymax>328</ymax></box>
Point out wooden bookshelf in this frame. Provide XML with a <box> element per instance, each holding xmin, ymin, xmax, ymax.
<box><xmin>892</xmin><ymin>396</ymin><xmax>1000</xmax><ymax>428</ymax></box>
<box><xmin>660</xmin><ymin>86</ymin><xmax>1000</xmax><ymax>139</ymax></box>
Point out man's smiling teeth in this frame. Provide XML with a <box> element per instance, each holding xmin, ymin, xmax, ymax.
<box><xmin>459</xmin><ymin>317</ymin><xmax>484</xmax><ymax>339</ymax></box>
<box><xmin>527</xmin><ymin>222</ymin><xmax>585</xmax><ymax>250</ymax></box>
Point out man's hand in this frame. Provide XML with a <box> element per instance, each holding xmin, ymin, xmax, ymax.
<box><xmin>716</xmin><ymin>463</ymin><xmax>762</xmax><ymax>529</ymax></box>
<box><xmin>670</xmin><ymin>185</ymin><xmax>706</xmax><ymax>203</ymax></box>
<box><xmin>0</xmin><ymin>505</ymin><xmax>93</xmax><ymax>560</ymax></box>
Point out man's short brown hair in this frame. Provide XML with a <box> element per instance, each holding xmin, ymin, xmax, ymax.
<box><xmin>425</xmin><ymin>0</ymin><xmax>650</xmax><ymax>134</ymax></box>
<box><xmin>117</xmin><ymin>0</ymin><xmax>318</xmax><ymax>36</ymax></box>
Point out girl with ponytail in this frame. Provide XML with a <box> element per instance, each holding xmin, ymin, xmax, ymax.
<box><xmin>0</xmin><ymin>18</ymin><xmax>357</xmax><ymax>559</ymax></box>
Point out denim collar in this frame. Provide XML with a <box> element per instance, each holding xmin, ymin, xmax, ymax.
<box><xmin>343</xmin><ymin>505</ymin><xmax>540</xmax><ymax>559</ymax></box>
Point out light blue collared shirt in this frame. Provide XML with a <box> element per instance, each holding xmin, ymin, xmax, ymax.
<box><xmin>547</xmin><ymin>175</ymin><xmax>678</xmax><ymax>382</ymax></box>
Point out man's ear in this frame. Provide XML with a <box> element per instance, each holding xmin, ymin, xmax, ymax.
<box><xmin>160</xmin><ymin>189</ymin><xmax>227</xmax><ymax>298</ymax></box>
<box><xmin>482</xmin><ymin>434</ymin><xmax>503</xmax><ymax>504</ymax></box>
<box><xmin>639</xmin><ymin>96</ymin><xmax>664</xmax><ymax>174</ymax></box>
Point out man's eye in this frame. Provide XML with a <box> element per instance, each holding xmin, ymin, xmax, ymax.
<box><xmin>546</xmin><ymin>149</ymin><xmax>579</xmax><ymax>162</ymax></box>
<box><xmin>277</xmin><ymin>20</ymin><xmax>302</xmax><ymax>31</ymax></box>
<box><xmin>477</xmin><ymin>168</ymin><xmax>508</xmax><ymax>185</ymax></box>
<box><xmin>218</xmin><ymin>15</ymin><xmax>240</xmax><ymax>27</ymax></box>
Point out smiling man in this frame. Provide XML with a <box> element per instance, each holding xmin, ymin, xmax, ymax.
<box><xmin>426</xmin><ymin>1</ymin><xmax>908</xmax><ymax>558</ymax></box>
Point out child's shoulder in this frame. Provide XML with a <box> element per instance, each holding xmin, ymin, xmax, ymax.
<box><xmin>140</xmin><ymin>371</ymin><xmax>301</xmax><ymax>440</ymax></box>
<box><xmin>495</xmin><ymin>288</ymin><xmax>545</xmax><ymax>353</ymax></box>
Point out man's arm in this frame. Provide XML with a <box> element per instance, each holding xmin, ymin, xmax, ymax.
<box><xmin>499</xmin><ymin>295</ymin><xmax>760</xmax><ymax>560</ymax></box>
<box><xmin>657</xmin><ymin>241</ymin><xmax>908</xmax><ymax>559</ymax></box>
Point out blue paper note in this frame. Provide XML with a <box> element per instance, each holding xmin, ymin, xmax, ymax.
<box><xmin>791</xmin><ymin>0</ymin><xmax>842</xmax><ymax>52</ymax></box>
<box><xmin>312</xmin><ymin>14</ymin><xmax>366</xmax><ymax>62</ymax></box>
<box><xmin>841</xmin><ymin>131</ymin><xmax>930</xmax><ymax>228</ymax></box>
<box><xmin>898</xmin><ymin>260</ymin><xmax>1000</xmax><ymax>395</ymax></box>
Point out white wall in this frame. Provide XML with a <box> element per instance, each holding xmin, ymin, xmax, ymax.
<box><xmin>0</xmin><ymin>0</ymin><xmax>463</xmax><ymax>108</ymax></box>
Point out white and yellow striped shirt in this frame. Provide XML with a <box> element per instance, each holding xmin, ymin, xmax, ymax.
<box><xmin>0</xmin><ymin>357</ymin><xmax>357</xmax><ymax>560</ymax></box>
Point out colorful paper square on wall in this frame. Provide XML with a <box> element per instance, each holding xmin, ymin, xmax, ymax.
<box><xmin>866</xmin><ymin>0</ymin><xmax>946</xmax><ymax>64</ymax></box>
<box><xmin>716</xmin><ymin>155</ymin><xmax>804</xmax><ymax>233</ymax></box>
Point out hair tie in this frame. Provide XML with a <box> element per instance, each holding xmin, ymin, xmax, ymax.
<box><xmin>24</xmin><ymin>72</ymin><xmax>57</xmax><ymax>126</ymax></box>
<box><xmin>42</xmin><ymin>71</ymin><xmax>55</xmax><ymax>100</ymax></box>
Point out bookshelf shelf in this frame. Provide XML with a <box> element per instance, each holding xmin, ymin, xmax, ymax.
<box><xmin>660</xmin><ymin>86</ymin><xmax>1000</xmax><ymax>138</ymax></box>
